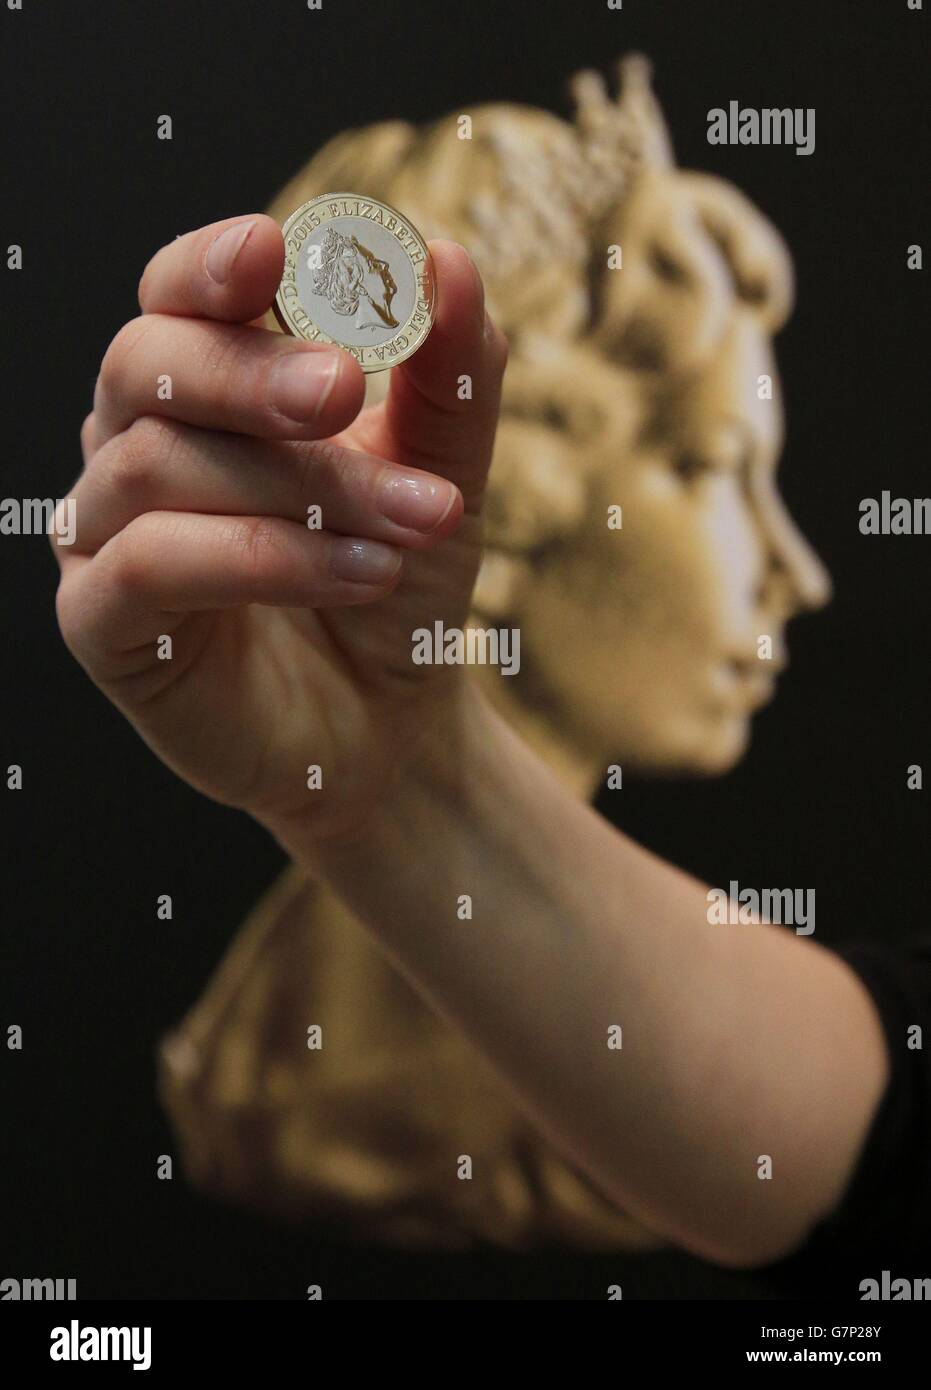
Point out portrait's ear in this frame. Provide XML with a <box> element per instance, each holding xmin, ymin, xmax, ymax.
<box><xmin>496</xmin><ymin>340</ymin><xmax>633</xmax><ymax>459</ymax></box>
<box><xmin>485</xmin><ymin>261</ymin><xmax>591</xmax><ymax>350</ymax></box>
<box><xmin>589</xmin><ymin>169</ymin><xmax>735</xmax><ymax>375</ymax></box>
<box><xmin>484</xmin><ymin>413</ymin><xmax>586</xmax><ymax>551</ymax></box>
<box><xmin>472</xmin><ymin>393</ymin><xmax>589</xmax><ymax>627</ymax></box>
<box><xmin>679</xmin><ymin>172</ymin><xmax>795</xmax><ymax>331</ymax></box>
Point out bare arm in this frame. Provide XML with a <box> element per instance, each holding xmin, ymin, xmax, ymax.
<box><xmin>260</xmin><ymin>679</ymin><xmax>889</xmax><ymax>1269</ymax></box>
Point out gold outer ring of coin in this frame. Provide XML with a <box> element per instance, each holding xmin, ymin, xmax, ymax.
<box><xmin>273</xmin><ymin>192</ymin><xmax>437</xmax><ymax>373</ymax></box>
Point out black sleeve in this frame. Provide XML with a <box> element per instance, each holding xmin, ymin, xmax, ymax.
<box><xmin>758</xmin><ymin>932</ymin><xmax>931</xmax><ymax>1293</ymax></box>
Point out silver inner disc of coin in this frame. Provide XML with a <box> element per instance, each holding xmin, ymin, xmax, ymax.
<box><xmin>295</xmin><ymin>216</ymin><xmax>418</xmax><ymax>348</ymax></box>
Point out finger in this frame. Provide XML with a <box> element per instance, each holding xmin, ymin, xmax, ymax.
<box><xmin>69</xmin><ymin>416</ymin><xmax>462</xmax><ymax>555</ymax></box>
<box><xmin>137</xmin><ymin>214</ymin><xmax>285</xmax><ymax>324</ymax></box>
<box><xmin>80</xmin><ymin>411</ymin><xmax>98</xmax><ymax>465</ymax></box>
<box><xmin>56</xmin><ymin>511</ymin><xmax>404</xmax><ymax>665</ymax></box>
<box><xmin>92</xmin><ymin>315</ymin><xmax>365</xmax><ymax>449</ymax></box>
<box><xmin>380</xmin><ymin>240</ymin><xmax>508</xmax><ymax>509</ymax></box>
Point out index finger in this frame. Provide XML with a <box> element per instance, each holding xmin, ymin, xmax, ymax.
<box><xmin>136</xmin><ymin>214</ymin><xmax>285</xmax><ymax>324</ymax></box>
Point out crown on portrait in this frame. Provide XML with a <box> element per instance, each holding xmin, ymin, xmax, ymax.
<box><xmin>568</xmin><ymin>53</ymin><xmax>674</xmax><ymax>197</ymax></box>
<box><xmin>463</xmin><ymin>54</ymin><xmax>674</xmax><ymax>284</ymax></box>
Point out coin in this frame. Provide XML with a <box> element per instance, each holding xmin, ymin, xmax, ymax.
<box><xmin>274</xmin><ymin>192</ymin><xmax>436</xmax><ymax>373</ymax></box>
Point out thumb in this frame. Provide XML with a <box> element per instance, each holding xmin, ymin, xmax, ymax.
<box><xmin>382</xmin><ymin>240</ymin><xmax>508</xmax><ymax>511</ymax></box>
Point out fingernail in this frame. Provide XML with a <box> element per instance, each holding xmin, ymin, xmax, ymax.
<box><xmin>330</xmin><ymin>538</ymin><xmax>402</xmax><ymax>586</ymax></box>
<box><xmin>205</xmin><ymin>219</ymin><xmax>257</xmax><ymax>284</ymax></box>
<box><xmin>377</xmin><ymin>470</ymin><xmax>457</xmax><ymax>533</ymax></box>
<box><xmin>269</xmin><ymin>352</ymin><xmax>340</xmax><ymax>422</ymax></box>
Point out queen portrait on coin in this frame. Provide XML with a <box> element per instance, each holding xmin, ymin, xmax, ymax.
<box><xmin>309</xmin><ymin>226</ymin><xmax>400</xmax><ymax>332</ymax></box>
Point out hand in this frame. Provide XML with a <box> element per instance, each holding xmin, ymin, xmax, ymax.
<box><xmin>51</xmin><ymin>214</ymin><xmax>508</xmax><ymax>847</ymax></box>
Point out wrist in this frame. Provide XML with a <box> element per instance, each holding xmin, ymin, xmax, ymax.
<box><xmin>256</xmin><ymin>677</ymin><xmax>504</xmax><ymax>879</ymax></box>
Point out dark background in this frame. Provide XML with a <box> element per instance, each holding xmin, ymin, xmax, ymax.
<box><xmin>1</xmin><ymin>0</ymin><xmax>928</xmax><ymax>1299</ymax></box>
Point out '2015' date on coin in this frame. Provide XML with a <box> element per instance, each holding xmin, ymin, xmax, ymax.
<box><xmin>274</xmin><ymin>192</ymin><xmax>436</xmax><ymax>373</ymax></box>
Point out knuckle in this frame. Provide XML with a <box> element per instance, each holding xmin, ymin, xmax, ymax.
<box><xmin>136</xmin><ymin>266</ymin><xmax>150</xmax><ymax>313</ymax></box>
<box><xmin>299</xmin><ymin>439</ymin><xmax>352</xmax><ymax>502</ymax></box>
<box><xmin>102</xmin><ymin>514</ymin><xmax>158</xmax><ymax>596</ymax></box>
<box><xmin>136</xmin><ymin>242</ymin><xmax>173</xmax><ymax>314</ymax></box>
<box><xmin>98</xmin><ymin>315</ymin><xmax>155</xmax><ymax>398</ymax></box>
<box><xmin>488</xmin><ymin>322</ymin><xmax>510</xmax><ymax>372</ymax></box>
<box><xmin>54</xmin><ymin>566</ymin><xmax>108</xmax><ymax>662</ymax></box>
<box><xmin>231</xmin><ymin>515</ymin><xmax>283</xmax><ymax>582</ymax></box>
<box><xmin>47</xmin><ymin>501</ymin><xmax>70</xmax><ymax>562</ymax></box>
<box><xmin>136</xmin><ymin>257</ymin><xmax>160</xmax><ymax>314</ymax></box>
<box><xmin>80</xmin><ymin>412</ymin><xmax>96</xmax><ymax>458</ymax></box>
<box><xmin>106</xmin><ymin>544</ymin><xmax>149</xmax><ymax>598</ymax></box>
<box><xmin>53</xmin><ymin>573</ymin><xmax>82</xmax><ymax>651</ymax></box>
<box><xmin>114</xmin><ymin>414</ymin><xmax>183</xmax><ymax>494</ymax></box>
<box><xmin>202</xmin><ymin>326</ymin><xmax>252</xmax><ymax>402</ymax></box>
<box><xmin>292</xmin><ymin>447</ymin><xmax>319</xmax><ymax>515</ymax></box>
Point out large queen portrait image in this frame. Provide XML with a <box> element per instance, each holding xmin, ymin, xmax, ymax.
<box><xmin>155</xmin><ymin>54</ymin><xmax>846</xmax><ymax>1256</ymax></box>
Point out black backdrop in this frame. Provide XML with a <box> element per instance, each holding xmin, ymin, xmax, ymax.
<box><xmin>1</xmin><ymin>0</ymin><xmax>929</xmax><ymax>1299</ymax></box>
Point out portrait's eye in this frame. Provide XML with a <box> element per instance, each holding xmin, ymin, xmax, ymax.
<box><xmin>649</xmin><ymin>242</ymin><xmax>690</xmax><ymax>286</ymax></box>
<box><xmin>672</xmin><ymin>428</ymin><xmax>748</xmax><ymax>484</ymax></box>
<box><xmin>672</xmin><ymin>450</ymin><xmax>713</xmax><ymax>483</ymax></box>
<box><xmin>532</xmin><ymin>398</ymin><xmax>606</xmax><ymax>442</ymax></box>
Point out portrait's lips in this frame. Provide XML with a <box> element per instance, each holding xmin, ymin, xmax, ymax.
<box><xmin>714</xmin><ymin>650</ymin><xmax>788</xmax><ymax>710</ymax></box>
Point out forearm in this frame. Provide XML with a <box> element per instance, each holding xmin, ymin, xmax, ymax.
<box><xmin>262</xmin><ymin>681</ymin><xmax>889</xmax><ymax>1267</ymax></box>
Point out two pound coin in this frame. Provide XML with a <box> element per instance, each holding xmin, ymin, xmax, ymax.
<box><xmin>274</xmin><ymin>192</ymin><xmax>436</xmax><ymax>373</ymax></box>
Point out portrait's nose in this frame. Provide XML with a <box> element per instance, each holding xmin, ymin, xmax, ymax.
<box><xmin>758</xmin><ymin>495</ymin><xmax>833</xmax><ymax>616</ymax></box>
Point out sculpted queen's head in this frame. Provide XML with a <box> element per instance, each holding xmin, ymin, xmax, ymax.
<box><xmin>266</xmin><ymin>55</ymin><xmax>832</xmax><ymax>796</ymax></box>
<box><xmin>156</xmin><ymin>56</ymin><xmax>836</xmax><ymax>1251</ymax></box>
